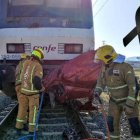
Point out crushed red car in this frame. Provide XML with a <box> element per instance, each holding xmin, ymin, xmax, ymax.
<box><xmin>43</xmin><ymin>50</ymin><xmax>102</xmax><ymax>109</ymax></box>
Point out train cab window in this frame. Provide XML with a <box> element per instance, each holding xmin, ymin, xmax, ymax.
<box><xmin>9</xmin><ymin>0</ymin><xmax>44</xmax><ymax>6</ymax></box>
<box><xmin>7</xmin><ymin>0</ymin><xmax>44</xmax><ymax>17</ymax></box>
<box><xmin>6</xmin><ymin>0</ymin><xmax>93</xmax><ymax>28</ymax></box>
<box><xmin>7</xmin><ymin>43</ymin><xmax>25</xmax><ymax>53</ymax></box>
<box><xmin>46</xmin><ymin>0</ymin><xmax>81</xmax><ymax>8</ymax></box>
<box><xmin>7</xmin><ymin>0</ymin><xmax>81</xmax><ymax>17</ymax></box>
<box><xmin>64</xmin><ymin>44</ymin><xmax>83</xmax><ymax>54</ymax></box>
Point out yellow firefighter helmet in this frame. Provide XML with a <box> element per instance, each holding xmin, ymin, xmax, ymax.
<box><xmin>21</xmin><ymin>53</ymin><xmax>28</xmax><ymax>59</ymax></box>
<box><xmin>32</xmin><ymin>48</ymin><xmax>44</xmax><ymax>60</ymax></box>
<box><xmin>94</xmin><ymin>45</ymin><xmax>117</xmax><ymax>64</ymax></box>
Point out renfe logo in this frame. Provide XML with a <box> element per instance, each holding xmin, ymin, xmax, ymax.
<box><xmin>33</xmin><ymin>45</ymin><xmax>56</xmax><ymax>53</ymax></box>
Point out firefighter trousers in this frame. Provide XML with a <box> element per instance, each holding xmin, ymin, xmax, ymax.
<box><xmin>108</xmin><ymin>99</ymin><xmax>139</xmax><ymax>140</ymax></box>
<box><xmin>15</xmin><ymin>85</ymin><xmax>28</xmax><ymax>124</ymax></box>
<box><xmin>15</xmin><ymin>93</ymin><xmax>39</xmax><ymax>132</ymax></box>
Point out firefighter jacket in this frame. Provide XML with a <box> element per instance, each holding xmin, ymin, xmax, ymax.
<box><xmin>95</xmin><ymin>62</ymin><xmax>136</xmax><ymax>107</ymax></box>
<box><xmin>20</xmin><ymin>59</ymin><xmax>43</xmax><ymax>95</ymax></box>
<box><xmin>15</xmin><ymin>59</ymin><xmax>25</xmax><ymax>86</ymax></box>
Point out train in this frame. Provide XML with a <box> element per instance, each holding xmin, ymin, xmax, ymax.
<box><xmin>0</xmin><ymin>0</ymin><xmax>95</xmax><ymax>98</ymax></box>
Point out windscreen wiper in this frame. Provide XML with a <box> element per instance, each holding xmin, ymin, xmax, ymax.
<box><xmin>123</xmin><ymin>6</ymin><xmax>140</xmax><ymax>47</ymax></box>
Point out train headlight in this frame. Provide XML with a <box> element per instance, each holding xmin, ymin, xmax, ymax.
<box><xmin>7</xmin><ymin>43</ymin><xmax>25</xmax><ymax>53</ymax></box>
<box><xmin>64</xmin><ymin>44</ymin><xmax>83</xmax><ymax>54</ymax></box>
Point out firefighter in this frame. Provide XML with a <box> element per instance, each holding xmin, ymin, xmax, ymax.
<box><xmin>93</xmin><ymin>45</ymin><xmax>140</xmax><ymax>140</ymax></box>
<box><xmin>15</xmin><ymin>53</ymin><xmax>29</xmax><ymax>129</ymax></box>
<box><xmin>15</xmin><ymin>53</ymin><xmax>29</xmax><ymax>100</ymax></box>
<box><xmin>15</xmin><ymin>48</ymin><xmax>45</xmax><ymax>135</ymax></box>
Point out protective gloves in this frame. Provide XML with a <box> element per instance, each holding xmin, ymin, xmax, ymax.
<box><xmin>124</xmin><ymin>97</ymin><xmax>136</xmax><ymax>115</ymax></box>
<box><xmin>39</xmin><ymin>86</ymin><xmax>45</xmax><ymax>92</ymax></box>
<box><xmin>124</xmin><ymin>105</ymin><xmax>134</xmax><ymax>115</ymax></box>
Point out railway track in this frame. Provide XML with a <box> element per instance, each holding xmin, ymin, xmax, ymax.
<box><xmin>0</xmin><ymin>94</ymin><xmax>109</xmax><ymax>140</ymax></box>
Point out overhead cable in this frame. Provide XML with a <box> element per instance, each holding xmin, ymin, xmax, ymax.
<box><xmin>93</xmin><ymin>0</ymin><xmax>99</xmax><ymax>8</ymax></box>
<box><xmin>94</xmin><ymin>0</ymin><xmax>110</xmax><ymax>18</ymax></box>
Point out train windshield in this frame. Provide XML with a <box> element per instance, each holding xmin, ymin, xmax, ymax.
<box><xmin>3</xmin><ymin>0</ymin><xmax>93</xmax><ymax>28</ymax></box>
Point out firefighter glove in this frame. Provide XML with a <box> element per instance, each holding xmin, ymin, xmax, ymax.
<box><xmin>39</xmin><ymin>86</ymin><xmax>45</xmax><ymax>92</ymax></box>
<box><xmin>124</xmin><ymin>105</ymin><xmax>134</xmax><ymax>115</ymax></box>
